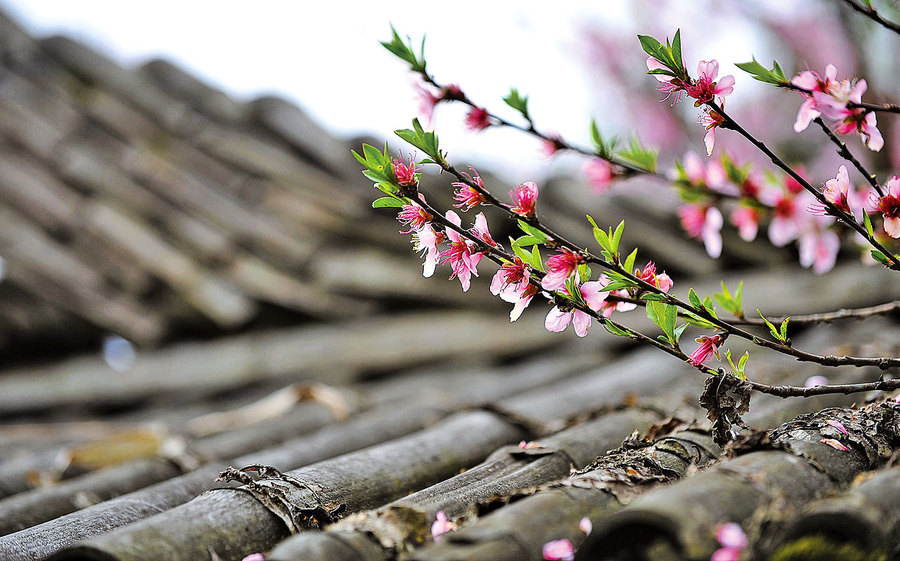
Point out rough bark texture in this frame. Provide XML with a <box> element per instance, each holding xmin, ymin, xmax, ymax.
<box><xmin>771</xmin><ymin>466</ymin><xmax>900</xmax><ymax>560</ymax></box>
<box><xmin>579</xmin><ymin>401</ymin><xmax>900</xmax><ymax>561</ymax></box>
<box><xmin>49</xmin><ymin>411</ymin><xmax>528</xmax><ymax>561</ymax></box>
<box><xmin>0</xmin><ymin>404</ymin><xmax>447</xmax><ymax>561</ymax></box>
<box><xmin>269</xmin><ymin>409</ymin><xmax>660</xmax><ymax>560</ymax></box>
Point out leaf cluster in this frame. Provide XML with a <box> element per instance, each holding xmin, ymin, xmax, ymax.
<box><xmin>352</xmin><ymin>143</ymin><xmax>409</xmax><ymax>208</ymax></box>
<box><xmin>637</xmin><ymin>29</ymin><xmax>688</xmax><ymax>81</ymax></box>
<box><xmin>735</xmin><ymin>56</ymin><xmax>788</xmax><ymax>86</ymax></box>
<box><xmin>381</xmin><ymin>25</ymin><xmax>427</xmax><ymax>74</ymax></box>
<box><xmin>394</xmin><ymin>118</ymin><xmax>444</xmax><ymax>164</ymax></box>
<box><xmin>503</xmin><ymin>88</ymin><xmax>530</xmax><ymax>120</ymax></box>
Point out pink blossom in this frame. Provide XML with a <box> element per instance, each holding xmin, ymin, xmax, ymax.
<box><xmin>412</xmin><ymin>225</ymin><xmax>444</xmax><ymax>278</ymax></box>
<box><xmin>242</xmin><ymin>555</ymin><xmax>265</xmax><ymax>561</ymax></box>
<box><xmin>821</xmin><ymin>438</ymin><xmax>850</xmax><ymax>451</ymax></box>
<box><xmin>469</xmin><ymin>212</ymin><xmax>499</xmax><ymax>249</ymax></box>
<box><xmin>431</xmin><ymin>510</ymin><xmax>457</xmax><ymax>542</ymax></box>
<box><xmin>583</xmin><ymin>159</ymin><xmax>617</xmax><ymax>194</ymax></box>
<box><xmin>635</xmin><ymin>261</ymin><xmax>673</xmax><ymax>292</ymax></box>
<box><xmin>826</xmin><ymin>419</ymin><xmax>848</xmax><ymax>435</ymax></box>
<box><xmin>491</xmin><ymin>258</ymin><xmax>530</xmax><ymax>299</ymax></box>
<box><xmin>833</xmin><ymin>106</ymin><xmax>883</xmax><ymax>152</ymax></box>
<box><xmin>678</xmin><ymin>204</ymin><xmax>723</xmax><ymax>258</ymax></box>
<box><xmin>798</xmin><ymin>221</ymin><xmax>840</xmax><ymax>274</ymax></box>
<box><xmin>510</xmin><ymin>181</ymin><xmax>539</xmax><ymax>217</ymax></box>
<box><xmin>646</xmin><ymin>56</ymin><xmax>686</xmax><ymax>104</ymax></box>
<box><xmin>545</xmin><ymin>280</ymin><xmax>609</xmax><ymax>337</ymax></box>
<box><xmin>689</xmin><ymin>334</ymin><xmax>723</xmax><ymax>366</ymax></box>
<box><xmin>730</xmin><ymin>206</ymin><xmax>759</xmax><ymax>242</ymax></box>
<box><xmin>711</xmin><ymin>548</ymin><xmax>741</xmax><ymax>561</ymax></box>
<box><xmin>452</xmin><ymin>168</ymin><xmax>487</xmax><ymax>212</ymax></box>
<box><xmin>791</xmin><ymin>65</ymin><xmax>839</xmax><ymax>132</ymax></box>
<box><xmin>681</xmin><ymin>152</ymin><xmax>727</xmax><ymax>190</ymax></box>
<box><xmin>876</xmin><ymin>176</ymin><xmax>900</xmax><ymax>238</ymax></box>
<box><xmin>439</xmin><ymin>210</ymin><xmax>482</xmax><ymax>292</ymax></box>
<box><xmin>686</xmin><ymin>60</ymin><xmax>734</xmax><ymax>106</ymax></box>
<box><xmin>415</xmin><ymin>81</ymin><xmax>442</xmax><ymax>124</ymax></box>
<box><xmin>392</xmin><ymin>154</ymin><xmax>420</xmax><ymax>187</ymax></box>
<box><xmin>716</xmin><ymin>523</ymin><xmax>747</xmax><ymax>549</ymax></box>
<box><xmin>699</xmin><ymin>106</ymin><xmax>726</xmax><ymax>156</ymax></box>
<box><xmin>711</xmin><ymin>523</ymin><xmax>746</xmax><ymax>561</ymax></box>
<box><xmin>596</xmin><ymin>289</ymin><xmax>637</xmax><ymax>318</ymax></box>
<box><xmin>465</xmin><ymin>106</ymin><xmax>492</xmax><ymax>131</ymax></box>
<box><xmin>812</xmin><ymin>165</ymin><xmax>853</xmax><ymax>216</ymax></box>
<box><xmin>541</xmin><ymin>249</ymin><xmax>583</xmax><ymax>291</ymax></box>
<box><xmin>765</xmin><ymin>191</ymin><xmax>802</xmax><ymax>247</ymax></box>
<box><xmin>579</xmin><ymin>517</ymin><xmax>593</xmax><ymax>536</ymax></box>
<box><xmin>542</xmin><ymin>539</ymin><xmax>575</xmax><ymax>561</ymax></box>
<box><xmin>542</xmin><ymin>134</ymin><xmax>565</xmax><ymax>157</ymax></box>
<box><xmin>491</xmin><ymin>258</ymin><xmax>538</xmax><ymax>320</ymax></box>
<box><xmin>805</xmin><ymin>375</ymin><xmax>829</xmax><ymax>387</ymax></box>
<box><xmin>397</xmin><ymin>200</ymin><xmax>433</xmax><ymax>234</ymax></box>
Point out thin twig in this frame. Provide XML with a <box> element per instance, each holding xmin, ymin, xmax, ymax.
<box><xmin>786</xmin><ymin>82</ymin><xmax>900</xmax><ymax>114</ymax></box>
<box><xmin>839</xmin><ymin>0</ymin><xmax>900</xmax><ymax>37</ymax></box>
<box><xmin>407</xmin><ymin>173</ymin><xmax>900</xmax><ymax>398</ymax></box>
<box><xmin>708</xmin><ymin>100</ymin><xmax>900</xmax><ymax>270</ymax></box>
<box><xmin>431</xmin><ymin>157</ymin><xmax>900</xmax><ymax>370</ymax></box>
<box><xmin>813</xmin><ymin>117</ymin><xmax>883</xmax><ymax>196</ymax></box>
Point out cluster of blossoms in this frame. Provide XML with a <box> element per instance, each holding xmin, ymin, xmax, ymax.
<box><xmin>672</xmin><ymin>150</ymin><xmax>900</xmax><ymax>273</ymax></box>
<box><xmin>792</xmin><ymin>65</ymin><xmax>883</xmax><ymax>151</ymax></box>
<box><xmin>391</xmin><ymin>158</ymin><xmax>675</xmax><ymax>338</ymax></box>
<box><xmin>647</xmin><ymin>57</ymin><xmax>734</xmax><ymax>155</ymax></box>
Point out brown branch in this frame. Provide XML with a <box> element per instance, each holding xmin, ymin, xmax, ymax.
<box><xmin>839</xmin><ymin>0</ymin><xmax>900</xmax><ymax>37</ymax></box>
<box><xmin>813</xmin><ymin>117</ymin><xmax>883</xmax><ymax>196</ymax></box>
<box><xmin>708</xmin><ymin>100</ymin><xmax>900</xmax><ymax>271</ymax></box>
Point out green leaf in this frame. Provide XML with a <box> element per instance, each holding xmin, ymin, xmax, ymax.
<box><xmin>616</xmin><ymin>137</ymin><xmax>658</xmax><ymax>173</ymax></box>
<box><xmin>503</xmin><ymin>88</ymin><xmax>530</xmax><ymax>118</ymax></box>
<box><xmin>372</xmin><ymin>196</ymin><xmax>405</xmax><ymax>209</ymax></box>
<box><xmin>682</xmin><ymin>312</ymin><xmax>717</xmax><ymax>329</ymax></box>
<box><xmin>871</xmin><ymin>249</ymin><xmax>891</xmax><ymax>266</ymax></box>
<box><xmin>664</xmin><ymin>303</ymin><xmax>678</xmax><ymax>343</ymax></box>
<box><xmin>532</xmin><ymin>245</ymin><xmax>543</xmax><ymax>271</ymax></box>
<box><xmin>688</xmin><ymin>288</ymin><xmax>703</xmax><ymax>310</ymax></box>
<box><xmin>757</xmin><ymin>310</ymin><xmax>787</xmax><ymax>343</ymax></box>
<box><xmin>641</xmin><ymin>292</ymin><xmax>668</xmax><ymax>302</ymax></box>
<box><xmin>863</xmin><ymin>211</ymin><xmax>875</xmax><ymax>237</ymax></box>
<box><xmin>381</xmin><ymin>25</ymin><xmax>426</xmax><ymax>73</ymax></box>
<box><xmin>517</xmin><ymin>220</ymin><xmax>550</xmax><ymax>244</ymax></box>
<box><xmin>623</xmin><ymin>248</ymin><xmax>638</xmax><ymax>275</ymax></box>
<box><xmin>713</xmin><ymin>280</ymin><xmax>743</xmax><ymax>318</ymax></box>
<box><xmin>735</xmin><ymin>56</ymin><xmax>788</xmax><ymax>86</ymax></box>
<box><xmin>671</xmin><ymin>29</ymin><xmax>683</xmax><ymax>73</ymax></box>
<box><xmin>603</xmin><ymin>321</ymin><xmax>631</xmax><ymax>337</ymax></box>
<box><xmin>612</xmin><ymin>220</ymin><xmax>625</xmax><ymax>254</ymax></box>
<box><xmin>779</xmin><ymin>317</ymin><xmax>791</xmax><ymax>341</ymax></box>
<box><xmin>673</xmin><ymin>323</ymin><xmax>688</xmax><ymax>345</ymax></box>
<box><xmin>604</xmin><ymin>279</ymin><xmax>638</xmax><ymax>292</ymax></box>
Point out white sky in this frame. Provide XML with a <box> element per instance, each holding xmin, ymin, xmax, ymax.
<box><xmin>0</xmin><ymin>1</ymin><xmax>759</xmax><ymax>181</ymax></box>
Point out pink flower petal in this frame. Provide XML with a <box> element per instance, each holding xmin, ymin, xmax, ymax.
<box><xmin>543</xmin><ymin>539</ymin><xmax>575</xmax><ymax>561</ymax></box>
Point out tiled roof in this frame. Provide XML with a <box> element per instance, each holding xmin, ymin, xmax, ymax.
<box><xmin>0</xmin><ymin>8</ymin><xmax>898</xmax><ymax>561</ymax></box>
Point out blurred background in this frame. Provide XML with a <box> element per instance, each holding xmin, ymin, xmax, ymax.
<box><xmin>0</xmin><ymin>3</ymin><xmax>899</xmax><ymax>555</ymax></box>
<box><xmin>0</xmin><ymin>0</ymin><xmax>896</xmax><ymax>399</ymax></box>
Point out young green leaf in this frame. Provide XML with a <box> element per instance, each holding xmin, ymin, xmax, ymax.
<box><xmin>372</xmin><ymin>196</ymin><xmax>406</xmax><ymax>209</ymax></box>
<box><xmin>503</xmin><ymin>88</ymin><xmax>530</xmax><ymax>118</ymax></box>
<box><xmin>734</xmin><ymin>56</ymin><xmax>788</xmax><ymax>86</ymax></box>
<box><xmin>517</xmin><ymin>220</ymin><xmax>550</xmax><ymax>244</ymax></box>
<box><xmin>603</xmin><ymin>321</ymin><xmax>632</xmax><ymax>337</ymax></box>
<box><xmin>688</xmin><ymin>288</ymin><xmax>703</xmax><ymax>310</ymax></box>
<box><xmin>863</xmin><ymin>211</ymin><xmax>875</xmax><ymax>237</ymax></box>
<box><xmin>623</xmin><ymin>248</ymin><xmax>638</xmax><ymax>275</ymax></box>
